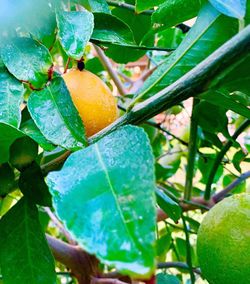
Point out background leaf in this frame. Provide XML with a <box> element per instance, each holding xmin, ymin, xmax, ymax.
<box><xmin>209</xmin><ymin>0</ymin><xmax>246</xmax><ymax>19</ymax></box>
<box><xmin>47</xmin><ymin>125</ymin><xmax>156</xmax><ymax>277</ymax></box>
<box><xmin>0</xmin><ymin>198</ymin><xmax>56</xmax><ymax>284</ymax></box>
<box><xmin>135</xmin><ymin>0</ymin><xmax>164</xmax><ymax>13</ymax></box>
<box><xmin>27</xmin><ymin>77</ymin><xmax>87</xmax><ymax>150</ymax></box>
<box><xmin>137</xmin><ymin>3</ymin><xmax>238</xmax><ymax>99</ymax></box>
<box><xmin>0</xmin><ymin>37</ymin><xmax>53</xmax><ymax>89</ymax></box>
<box><xmin>57</xmin><ymin>10</ymin><xmax>94</xmax><ymax>60</ymax></box>
<box><xmin>0</xmin><ymin>123</ymin><xmax>24</xmax><ymax>164</ymax></box>
<box><xmin>91</xmin><ymin>13</ymin><xmax>136</xmax><ymax>45</ymax></box>
<box><xmin>0</xmin><ymin>68</ymin><xmax>24</xmax><ymax>127</ymax></box>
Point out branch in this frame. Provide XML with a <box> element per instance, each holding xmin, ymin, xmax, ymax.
<box><xmin>158</xmin><ymin>262</ymin><xmax>200</xmax><ymax>274</ymax></box>
<box><xmin>89</xmin><ymin>25</ymin><xmax>250</xmax><ymax>144</ymax></box>
<box><xmin>46</xmin><ymin>234</ymin><xmax>99</xmax><ymax>284</ymax></box>
<box><xmin>204</xmin><ymin>119</ymin><xmax>250</xmax><ymax>200</ymax></box>
<box><xmin>94</xmin><ymin>44</ymin><xmax>127</xmax><ymax>96</ymax></box>
<box><xmin>106</xmin><ymin>0</ymin><xmax>153</xmax><ymax>15</ymax></box>
<box><xmin>212</xmin><ymin>171</ymin><xmax>250</xmax><ymax>203</ymax></box>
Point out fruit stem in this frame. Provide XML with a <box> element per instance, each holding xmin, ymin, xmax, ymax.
<box><xmin>204</xmin><ymin>119</ymin><xmax>250</xmax><ymax>200</ymax></box>
<box><xmin>184</xmin><ymin>98</ymin><xmax>199</xmax><ymax>200</ymax></box>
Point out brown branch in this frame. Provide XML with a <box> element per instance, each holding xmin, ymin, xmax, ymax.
<box><xmin>94</xmin><ymin>44</ymin><xmax>127</xmax><ymax>96</ymax></box>
<box><xmin>46</xmin><ymin>234</ymin><xmax>99</xmax><ymax>284</ymax></box>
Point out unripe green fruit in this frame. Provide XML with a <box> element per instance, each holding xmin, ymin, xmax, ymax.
<box><xmin>9</xmin><ymin>137</ymin><xmax>38</xmax><ymax>170</ymax></box>
<box><xmin>197</xmin><ymin>193</ymin><xmax>250</xmax><ymax>284</ymax></box>
<box><xmin>0</xmin><ymin>163</ymin><xmax>15</xmax><ymax>196</ymax></box>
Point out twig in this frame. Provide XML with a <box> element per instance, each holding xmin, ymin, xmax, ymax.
<box><xmin>158</xmin><ymin>261</ymin><xmax>201</xmax><ymax>274</ymax></box>
<box><xmin>44</xmin><ymin>207</ymin><xmax>76</xmax><ymax>244</ymax></box>
<box><xmin>204</xmin><ymin>119</ymin><xmax>250</xmax><ymax>200</ymax></box>
<box><xmin>46</xmin><ymin>234</ymin><xmax>99</xmax><ymax>284</ymax></box>
<box><xmin>94</xmin><ymin>44</ymin><xmax>127</xmax><ymax>96</ymax></box>
<box><xmin>91</xmin><ymin>277</ymin><xmax>128</xmax><ymax>284</ymax></box>
<box><xmin>106</xmin><ymin>0</ymin><xmax>153</xmax><ymax>15</ymax></box>
<box><xmin>212</xmin><ymin>171</ymin><xmax>250</xmax><ymax>203</ymax></box>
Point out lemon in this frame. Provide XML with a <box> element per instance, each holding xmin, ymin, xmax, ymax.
<box><xmin>63</xmin><ymin>69</ymin><xmax>118</xmax><ymax>137</ymax></box>
<box><xmin>197</xmin><ymin>193</ymin><xmax>250</xmax><ymax>284</ymax></box>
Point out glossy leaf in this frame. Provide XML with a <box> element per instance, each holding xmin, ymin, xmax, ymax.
<box><xmin>0</xmin><ymin>68</ymin><xmax>24</xmax><ymax>127</ymax></box>
<box><xmin>156</xmin><ymin>189</ymin><xmax>182</xmax><ymax>222</ymax></box>
<box><xmin>0</xmin><ymin>198</ymin><xmax>56</xmax><ymax>284</ymax></box>
<box><xmin>199</xmin><ymin>91</ymin><xmax>250</xmax><ymax>118</ymax></box>
<box><xmin>0</xmin><ymin>123</ymin><xmax>24</xmax><ymax>164</ymax></box>
<box><xmin>0</xmin><ymin>37</ymin><xmax>53</xmax><ymax>89</ymax></box>
<box><xmin>57</xmin><ymin>10</ymin><xmax>94</xmax><ymax>60</ymax></box>
<box><xmin>135</xmin><ymin>0</ymin><xmax>165</xmax><ymax>13</ymax></box>
<box><xmin>137</xmin><ymin>3</ymin><xmax>238</xmax><ymax>99</ymax></box>
<box><xmin>20</xmin><ymin>119</ymin><xmax>55</xmax><ymax>151</ymax></box>
<box><xmin>47</xmin><ymin>125</ymin><xmax>156</xmax><ymax>277</ymax></box>
<box><xmin>209</xmin><ymin>0</ymin><xmax>246</xmax><ymax>19</ymax></box>
<box><xmin>27</xmin><ymin>77</ymin><xmax>87</xmax><ymax>151</ymax></box>
<box><xmin>0</xmin><ymin>163</ymin><xmax>15</xmax><ymax>196</ymax></box>
<box><xmin>152</xmin><ymin>0</ymin><xmax>205</xmax><ymax>30</ymax></box>
<box><xmin>91</xmin><ymin>13</ymin><xmax>136</xmax><ymax>45</ymax></box>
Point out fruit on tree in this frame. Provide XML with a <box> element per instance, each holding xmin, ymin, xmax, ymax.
<box><xmin>9</xmin><ymin>136</ymin><xmax>38</xmax><ymax>170</ymax></box>
<box><xmin>197</xmin><ymin>193</ymin><xmax>250</xmax><ymax>284</ymax></box>
<box><xmin>63</xmin><ymin>69</ymin><xmax>118</xmax><ymax>136</ymax></box>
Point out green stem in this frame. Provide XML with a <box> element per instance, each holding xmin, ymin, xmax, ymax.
<box><xmin>184</xmin><ymin>98</ymin><xmax>199</xmax><ymax>200</ymax></box>
<box><xmin>182</xmin><ymin>215</ymin><xmax>196</xmax><ymax>284</ymax></box>
<box><xmin>204</xmin><ymin>119</ymin><xmax>250</xmax><ymax>200</ymax></box>
<box><xmin>89</xmin><ymin>25</ymin><xmax>250</xmax><ymax>144</ymax></box>
<box><xmin>106</xmin><ymin>0</ymin><xmax>154</xmax><ymax>15</ymax></box>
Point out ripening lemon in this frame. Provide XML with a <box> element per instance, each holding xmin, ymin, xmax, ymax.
<box><xmin>197</xmin><ymin>193</ymin><xmax>250</xmax><ymax>284</ymax></box>
<box><xmin>63</xmin><ymin>69</ymin><xmax>118</xmax><ymax>137</ymax></box>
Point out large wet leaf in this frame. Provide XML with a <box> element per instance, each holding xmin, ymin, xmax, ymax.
<box><xmin>57</xmin><ymin>10</ymin><xmax>94</xmax><ymax>60</ymax></box>
<box><xmin>0</xmin><ymin>68</ymin><xmax>24</xmax><ymax>127</ymax></box>
<box><xmin>209</xmin><ymin>0</ymin><xmax>246</xmax><ymax>19</ymax></box>
<box><xmin>81</xmin><ymin>0</ymin><xmax>110</xmax><ymax>13</ymax></box>
<box><xmin>0</xmin><ymin>198</ymin><xmax>56</xmax><ymax>284</ymax></box>
<box><xmin>47</xmin><ymin>125</ymin><xmax>156</xmax><ymax>277</ymax></box>
<box><xmin>0</xmin><ymin>123</ymin><xmax>24</xmax><ymax>164</ymax></box>
<box><xmin>137</xmin><ymin>3</ymin><xmax>238</xmax><ymax>100</ymax></box>
<box><xmin>27</xmin><ymin>77</ymin><xmax>86</xmax><ymax>151</ymax></box>
<box><xmin>0</xmin><ymin>37</ymin><xmax>53</xmax><ymax>89</ymax></box>
<box><xmin>91</xmin><ymin>13</ymin><xmax>136</xmax><ymax>45</ymax></box>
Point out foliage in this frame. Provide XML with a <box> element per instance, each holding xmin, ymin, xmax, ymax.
<box><xmin>0</xmin><ymin>0</ymin><xmax>249</xmax><ymax>284</ymax></box>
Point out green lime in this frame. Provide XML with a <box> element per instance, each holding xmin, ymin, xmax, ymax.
<box><xmin>197</xmin><ymin>193</ymin><xmax>250</xmax><ymax>284</ymax></box>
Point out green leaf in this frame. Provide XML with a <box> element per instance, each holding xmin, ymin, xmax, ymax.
<box><xmin>19</xmin><ymin>163</ymin><xmax>52</xmax><ymax>207</ymax></box>
<box><xmin>81</xmin><ymin>0</ymin><xmax>111</xmax><ymax>13</ymax></box>
<box><xmin>0</xmin><ymin>37</ymin><xmax>53</xmax><ymax>89</ymax></box>
<box><xmin>155</xmin><ymin>189</ymin><xmax>182</xmax><ymax>222</ymax></box>
<box><xmin>0</xmin><ymin>198</ymin><xmax>56</xmax><ymax>284</ymax></box>
<box><xmin>199</xmin><ymin>91</ymin><xmax>250</xmax><ymax>119</ymax></box>
<box><xmin>27</xmin><ymin>77</ymin><xmax>87</xmax><ymax>151</ymax></box>
<box><xmin>47</xmin><ymin>125</ymin><xmax>156</xmax><ymax>277</ymax></box>
<box><xmin>209</xmin><ymin>0</ymin><xmax>246</xmax><ymax>19</ymax></box>
<box><xmin>0</xmin><ymin>68</ymin><xmax>24</xmax><ymax>127</ymax></box>
<box><xmin>20</xmin><ymin>119</ymin><xmax>55</xmax><ymax>151</ymax></box>
<box><xmin>91</xmin><ymin>13</ymin><xmax>136</xmax><ymax>45</ymax></box>
<box><xmin>157</xmin><ymin>28</ymin><xmax>185</xmax><ymax>49</ymax></box>
<box><xmin>57</xmin><ymin>10</ymin><xmax>94</xmax><ymax>60</ymax></box>
<box><xmin>156</xmin><ymin>231</ymin><xmax>172</xmax><ymax>259</ymax></box>
<box><xmin>0</xmin><ymin>163</ymin><xmax>15</xmax><ymax>196</ymax></box>
<box><xmin>0</xmin><ymin>123</ymin><xmax>24</xmax><ymax>164</ymax></box>
<box><xmin>194</xmin><ymin>101</ymin><xmax>229</xmax><ymax>135</ymax></box>
<box><xmin>152</xmin><ymin>0</ymin><xmax>205</xmax><ymax>30</ymax></box>
<box><xmin>157</xmin><ymin>273</ymin><xmax>181</xmax><ymax>284</ymax></box>
<box><xmin>104</xmin><ymin>7</ymin><xmax>153</xmax><ymax>63</ymax></box>
<box><xmin>135</xmin><ymin>0</ymin><xmax>165</xmax><ymax>13</ymax></box>
<box><xmin>85</xmin><ymin>57</ymin><xmax>104</xmax><ymax>74</ymax></box>
<box><xmin>137</xmin><ymin>3</ymin><xmax>238</xmax><ymax>99</ymax></box>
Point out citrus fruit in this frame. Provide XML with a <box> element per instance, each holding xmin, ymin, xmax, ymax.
<box><xmin>63</xmin><ymin>69</ymin><xmax>118</xmax><ymax>137</ymax></box>
<box><xmin>9</xmin><ymin>136</ymin><xmax>38</xmax><ymax>170</ymax></box>
<box><xmin>197</xmin><ymin>193</ymin><xmax>250</xmax><ymax>284</ymax></box>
